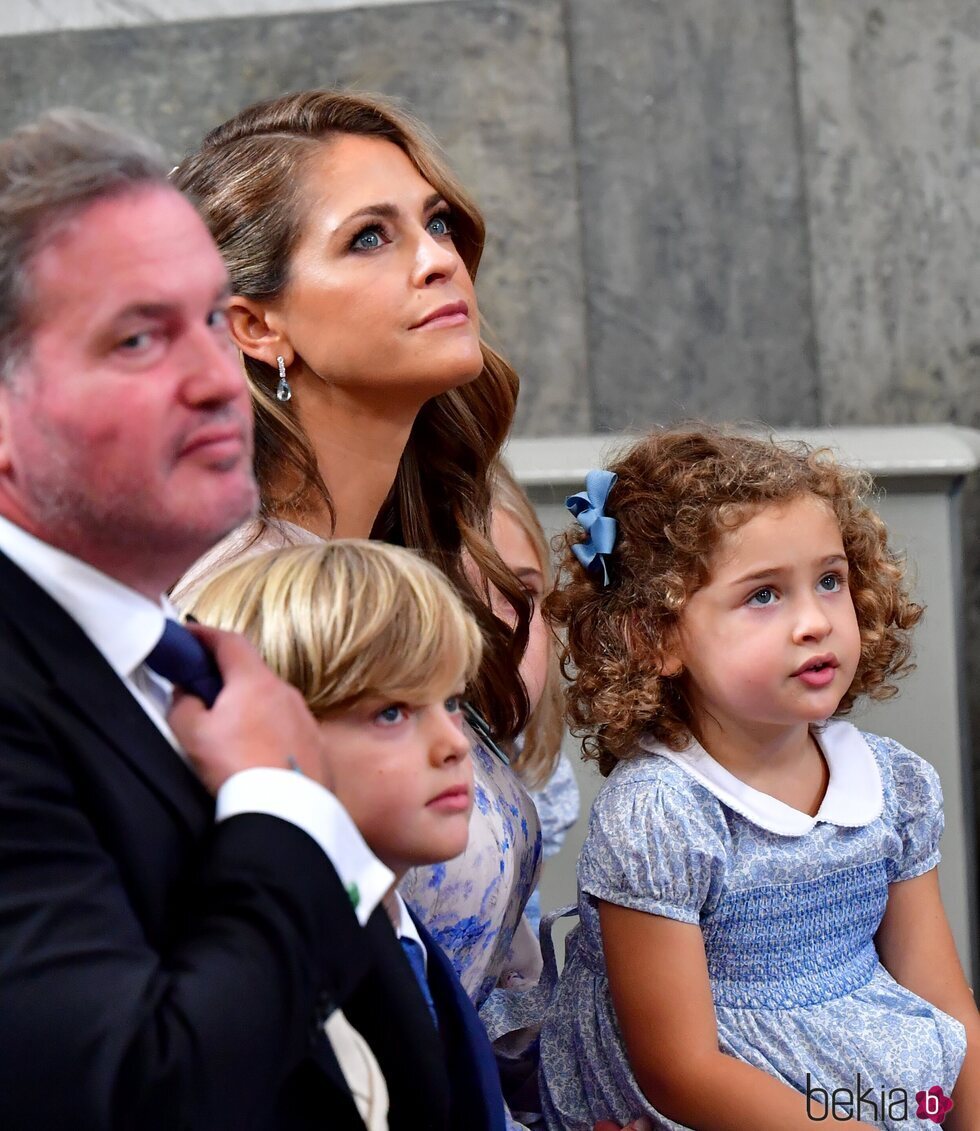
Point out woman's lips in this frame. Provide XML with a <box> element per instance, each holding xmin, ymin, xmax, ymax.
<box><xmin>411</xmin><ymin>300</ymin><xmax>469</xmax><ymax>329</ymax></box>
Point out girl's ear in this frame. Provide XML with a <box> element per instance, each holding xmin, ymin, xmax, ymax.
<box><xmin>226</xmin><ymin>296</ymin><xmax>295</xmax><ymax>370</ymax></box>
<box><xmin>653</xmin><ymin>619</ymin><xmax>685</xmax><ymax>678</ymax></box>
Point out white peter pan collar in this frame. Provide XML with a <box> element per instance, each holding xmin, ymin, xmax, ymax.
<box><xmin>638</xmin><ymin>719</ymin><xmax>883</xmax><ymax>836</ymax></box>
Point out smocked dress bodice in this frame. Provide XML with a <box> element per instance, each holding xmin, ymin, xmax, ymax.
<box><xmin>540</xmin><ymin>721</ymin><xmax>965</xmax><ymax>1130</ymax></box>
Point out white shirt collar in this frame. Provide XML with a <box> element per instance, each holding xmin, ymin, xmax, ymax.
<box><xmin>639</xmin><ymin>719</ymin><xmax>883</xmax><ymax>836</ymax></box>
<box><xmin>0</xmin><ymin>514</ymin><xmax>170</xmax><ymax>677</ymax></box>
<box><xmin>391</xmin><ymin>891</ymin><xmax>427</xmax><ymax>970</ymax></box>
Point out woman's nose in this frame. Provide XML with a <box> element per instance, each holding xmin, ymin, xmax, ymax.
<box><xmin>412</xmin><ymin>229</ymin><xmax>460</xmax><ymax>287</ymax></box>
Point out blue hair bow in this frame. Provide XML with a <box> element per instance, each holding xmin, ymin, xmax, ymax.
<box><xmin>566</xmin><ymin>469</ymin><xmax>618</xmax><ymax>587</ymax></box>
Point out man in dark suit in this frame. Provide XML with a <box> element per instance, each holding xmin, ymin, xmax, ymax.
<box><xmin>0</xmin><ymin>108</ymin><xmax>465</xmax><ymax>1131</ymax></box>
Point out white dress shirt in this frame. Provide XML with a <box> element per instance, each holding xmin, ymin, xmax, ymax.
<box><xmin>0</xmin><ymin>515</ymin><xmax>393</xmax><ymax>925</ymax></box>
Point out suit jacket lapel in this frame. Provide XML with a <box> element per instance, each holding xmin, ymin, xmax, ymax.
<box><xmin>0</xmin><ymin>550</ymin><xmax>212</xmax><ymax>834</ymax></box>
<box><xmin>342</xmin><ymin>905</ymin><xmax>451</xmax><ymax>1131</ymax></box>
<box><xmin>411</xmin><ymin>913</ymin><xmax>507</xmax><ymax>1131</ymax></box>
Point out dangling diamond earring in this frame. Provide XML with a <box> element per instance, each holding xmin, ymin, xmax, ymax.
<box><xmin>275</xmin><ymin>355</ymin><xmax>292</xmax><ymax>403</ymax></box>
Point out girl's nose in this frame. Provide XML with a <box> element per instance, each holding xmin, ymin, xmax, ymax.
<box><xmin>792</xmin><ymin>596</ymin><xmax>832</xmax><ymax>643</ymax></box>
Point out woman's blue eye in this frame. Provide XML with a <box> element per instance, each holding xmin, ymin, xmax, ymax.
<box><xmin>351</xmin><ymin>227</ymin><xmax>384</xmax><ymax>251</ymax></box>
<box><xmin>818</xmin><ymin>573</ymin><xmax>843</xmax><ymax>593</ymax></box>
<box><xmin>747</xmin><ymin>587</ymin><xmax>776</xmax><ymax>607</ymax></box>
<box><xmin>427</xmin><ymin>213</ymin><xmax>453</xmax><ymax>237</ymax></box>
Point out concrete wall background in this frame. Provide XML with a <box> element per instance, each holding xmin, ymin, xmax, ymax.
<box><xmin>2</xmin><ymin>0</ymin><xmax>978</xmax><ymax>864</ymax></box>
<box><xmin>1</xmin><ymin>0</ymin><xmax>975</xmax><ymax>436</ymax></box>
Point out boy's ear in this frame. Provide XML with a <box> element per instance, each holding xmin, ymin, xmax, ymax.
<box><xmin>226</xmin><ymin>296</ymin><xmax>295</xmax><ymax>370</ymax></box>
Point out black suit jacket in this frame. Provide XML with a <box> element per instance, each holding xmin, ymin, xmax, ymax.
<box><xmin>411</xmin><ymin>913</ymin><xmax>508</xmax><ymax>1131</ymax></box>
<box><xmin>0</xmin><ymin>550</ymin><xmax>450</xmax><ymax>1131</ymax></box>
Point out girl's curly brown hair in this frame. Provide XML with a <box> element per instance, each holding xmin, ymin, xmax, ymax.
<box><xmin>544</xmin><ymin>427</ymin><xmax>923</xmax><ymax>776</ymax></box>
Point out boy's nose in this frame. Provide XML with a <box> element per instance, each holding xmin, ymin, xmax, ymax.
<box><xmin>431</xmin><ymin>708</ymin><xmax>470</xmax><ymax>763</ymax></box>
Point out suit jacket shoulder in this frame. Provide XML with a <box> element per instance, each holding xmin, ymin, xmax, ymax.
<box><xmin>0</xmin><ymin>550</ymin><xmax>375</xmax><ymax>1130</ymax></box>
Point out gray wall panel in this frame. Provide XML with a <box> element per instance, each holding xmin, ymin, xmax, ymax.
<box><xmin>566</xmin><ymin>0</ymin><xmax>819</xmax><ymax>431</ymax></box>
<box><xmin>794</xmin><ymin>0</ymin><xmax>980</xmax><ymax>426</ymax></box>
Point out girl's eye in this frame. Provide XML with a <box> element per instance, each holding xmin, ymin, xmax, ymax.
<box><xmin>351</xmin><ymin>225</ymin><xmax>387</xmax><ymax>252</ymax></box>
<box><xmin>375</xmin><ymin>704</ymin><xmax>408</xmax><ymax>726</ymax></box>
<box><xmin>426</xmin><ymin>212</ymin><xmax>453</xmax><ymax>238</ymax></box>
<box><xmin>747</xmin><ymin>587</ymin><xmax>776</xmax><ymax>607</ymax></box>
<box><xmin>818</xmin><ymin>572</ymin><xmax>844</xmax><ymax>593</ymax></box>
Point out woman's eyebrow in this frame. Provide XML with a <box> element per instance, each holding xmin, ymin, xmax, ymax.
<box><xmin>338</xmin><ymin>192</ymin><xmax>445</xmax><ymax>229</ymax></box>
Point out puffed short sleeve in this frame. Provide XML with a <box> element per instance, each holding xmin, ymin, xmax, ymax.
<box><xmin>578</xmin><ymin>770</ymin><xmax>729</xmax><ymax>924</ymax></box>
<box><xmin>886</xmin><ymin>745</ymin><xmax>945</xmax><ymax>884</ymax></box>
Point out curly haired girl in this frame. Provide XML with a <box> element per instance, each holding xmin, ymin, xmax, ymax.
<box><xmin>539</xmin><ymin>427</ymin><xmax>980</xmax><ymax>1130</ymax></box>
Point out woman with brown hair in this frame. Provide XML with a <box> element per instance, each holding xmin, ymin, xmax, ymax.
<box><xmin>171</xmin><ymin>88</ymin><xmax>541</xmax><ymax>1010</ymax></box>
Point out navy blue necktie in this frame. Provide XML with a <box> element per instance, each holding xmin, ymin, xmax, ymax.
<box><xmin>145</xmin><ymin>619</ymin><xmax>223</xmax><ymax>708</ymax></box>
<box><xmin>400</xmin><ymin>936</ymin><xmax>438</xmax><ymax>1028</ymax></box>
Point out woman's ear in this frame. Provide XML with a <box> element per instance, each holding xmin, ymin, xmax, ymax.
<box><xmin>226</xmin><ymin>296</ymin><xmax>294</xmax><ymax>369</ymax></box>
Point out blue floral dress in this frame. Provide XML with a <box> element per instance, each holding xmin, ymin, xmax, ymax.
<box><xmin>539</xmin><ymin>721</ymin><xmax>966</xmax><ymax>1131</ymax></box>
<box><xmin>401</xmin><ymin>734</ymin><xmax>543</xmax><ymax>1008</ymax></box>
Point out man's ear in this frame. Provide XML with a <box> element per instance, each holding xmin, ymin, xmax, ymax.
<box><xmin>0</xmin><ymin>383</ymin><xmax>15</xmax><ymax>474</ymax></box>
<box><xmin>226</xmin><ymin>296</ymin><xmax>294</xmax><ymax>370</ymax></box>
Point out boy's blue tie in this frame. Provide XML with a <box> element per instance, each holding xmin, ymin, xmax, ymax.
<box><xmin>399</xmin><ymin>937</ymin><xmax>438</xmax><ymax>1028</ymax></box>
<box><xmin>145</xmin><ymin>619</ymin><xmax>223</xmax><ymax>708</ymax></box>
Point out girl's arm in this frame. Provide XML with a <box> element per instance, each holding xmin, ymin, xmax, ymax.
<box><xmin>599</xmin><ymin>901</ymin><xmax>871</xmax><ymax>1130</ymax></box>
<box><xmin>875</xmin><ymin>868</ymin><xmax>980</xmax><ymax>1130</ymax></box>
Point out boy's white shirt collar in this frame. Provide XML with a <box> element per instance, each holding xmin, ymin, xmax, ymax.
<box><xmin>391</xmin><ymin>890</ymin><xmax>427</xmax><ymax>971</ymax></box>
<box><xmin>639</xmin><ymin>718</ymin><xmax>884</xmax><ymax>836</ymax></box>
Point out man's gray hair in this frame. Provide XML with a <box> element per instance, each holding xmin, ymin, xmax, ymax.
<box><xmin>0</xmin><ymin>108</ymin><xmax>171</xmax><ymax>383</ymax></box>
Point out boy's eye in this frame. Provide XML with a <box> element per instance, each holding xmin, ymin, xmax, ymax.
<box><xmin>747</xmin><ymin>587</ymin><xmax>776</xmax><ymax>607</ymax></box>
<box><xmin>375</xmin><ymin>704</ymin><xmax>408</xmax><ymax>726</ymax></box>
<box><xmin>818</xmin><ymin>572</ymin><xmax>844</xmax><ymax>593</ymax></box>
<box><xmin>444</xmin><ymin>695</ymin><xmax>463</xmax><ymax>715</ymax></box>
